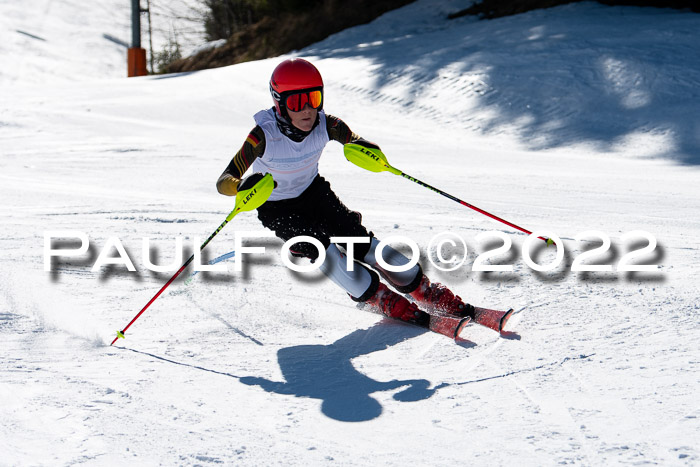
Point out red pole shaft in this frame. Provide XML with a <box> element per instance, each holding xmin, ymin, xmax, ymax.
<box><xmin>110</xmin><ymin>256</ymin><xmax>193</xmax><ymax>346</ymax></box>
<box><xmin>110</xmin><ymin>211</ymin><xmax>237</xmax><ymax>346</ymax></box>
<box><xmin>399</xmin><ymin>172</ymin><xmax>551</xmax><ymax>244</ymax></box>
<box><xmin>458</xmin><ymin>200</ymin><xmax>536</xmax><ymax>237</ymax></box>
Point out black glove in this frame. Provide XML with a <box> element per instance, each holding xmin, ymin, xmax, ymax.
<box><xmin>350</xmin><ymin>138</ymin><xmax>381</xmax><ymax>150</ymax></box>
<box><xmin>239</xmin><ymin>173</ymin><xmax>277</xmax><ymax>192</ymax></box>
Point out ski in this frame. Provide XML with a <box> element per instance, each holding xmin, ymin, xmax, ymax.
<box><xmin>424</xmin><ymin>313</ymin><xmax>471</xmax><ymax>340</ymax></box>
<box><xmin>422</xmin><ymin>304</ymin><xmax>514</xmax><ymax>333</ymax></box>
<box><xmin>421</xmin><ymin>306</ymin><xmax>513</xmax><ymax>336</ymax></box>
<box><xmin>367</xmin><ymin>308</ymin><xmax>471</xmax><ymax>340</ymax></box>
<box><xmin>471</xmin><ymin>306</ymin><xmax>514</xmax><ymax>332</ymax></box>
<box><xmin>399</xmin><ymin>277</ymin><xmax>513</xmax><ymax>334</ymax></box>
<box><xmin>361</xmin><ymin>292</ymin><xmax>471</xmax><ymax>340</ymax></box>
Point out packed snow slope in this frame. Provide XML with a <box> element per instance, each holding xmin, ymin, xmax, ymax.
<box><xmin>1</xmin><ymin>0</ymin><xmax>699</xmax><ymax>465</ymax></box>
<box><xmin>0</xmin><ymin>0</ymin><xmax>206</xmax><ymax>83</ymax></box>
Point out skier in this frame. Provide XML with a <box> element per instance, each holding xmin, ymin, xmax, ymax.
<box><xmin>216</xmin><ymin>58</ymin><xmax>501</xmax><ymax>337</ymax></box>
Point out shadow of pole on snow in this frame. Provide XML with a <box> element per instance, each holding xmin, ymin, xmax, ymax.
<box><xmin>114</xmin><ymin>319</ymin><xmax>453</xmax><ymax>423</ymax></box>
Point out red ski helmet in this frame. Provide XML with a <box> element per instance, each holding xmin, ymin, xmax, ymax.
<box><xmin>269</xmin><ymin>58</ymin><xmax>324</xmax><ymax>119</ymax></box>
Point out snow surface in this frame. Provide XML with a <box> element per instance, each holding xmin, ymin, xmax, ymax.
<box><xmin>0</xmin><ymin>0</ymin><xmax>207</xmax><ymax>83</ymax></box>
<box><xmin>1</xmin><ymin>0</ymin><xmax>699</xmax><ymax>465</ymax></box>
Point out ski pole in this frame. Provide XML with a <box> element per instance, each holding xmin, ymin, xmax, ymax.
<box><xmin>110</xmin><ymin>173</ymin><xmax>275</xmax><ymax>346</ymax></box>
<box><xmin>343</xmin><ymin>143</ymin><xmax>553</xmax><ymax>245</ymax></box>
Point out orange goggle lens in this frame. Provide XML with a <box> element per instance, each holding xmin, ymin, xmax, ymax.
<box><xmin>285</xmin><ymin>90</ymin><xmax>323</xmax><ymax>112</ymax></box>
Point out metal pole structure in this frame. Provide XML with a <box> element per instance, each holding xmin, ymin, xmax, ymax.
<box><xmin>128</xmin><ymin>0</ymin><xmax>148</xmax><ymax>76</ymax></box>
<box><xmin>131</xmin><ymin>0</ymin><xmax>141</xmax><ymax>48</ymax></box>
<box><xmin>145</xmin><ymin>0</ymin><xmax>155</xmax><ymax>73</ymax></box>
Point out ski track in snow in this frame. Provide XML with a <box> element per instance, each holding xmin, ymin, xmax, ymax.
<box><xmin>2</xmin><ymin>0</ymin><xmax>700</xmax><ymax>465</ymax></box>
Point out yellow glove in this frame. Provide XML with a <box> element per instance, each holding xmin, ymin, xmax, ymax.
<box><xmin>216</xmin><ymin>174</ymin><xmax>241</xmax><ymax>196</ymax></box>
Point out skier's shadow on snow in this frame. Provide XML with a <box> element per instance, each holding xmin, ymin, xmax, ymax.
<box><xmin>240</xmin><ymin>320</ymin><xmax>452</xmax><ymax>422</ymax></box>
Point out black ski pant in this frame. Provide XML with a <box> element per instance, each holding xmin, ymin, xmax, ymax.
<box><xmin>256</xmin><ymin>175</ymin><xmax>372</xmax><ymax>260</ymax></box>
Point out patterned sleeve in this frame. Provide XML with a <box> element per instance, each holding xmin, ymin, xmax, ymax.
<box><xmin>216</xmin><ymin>126</ymin><xmax>266</xmax><ymax>195</ymax></box>
<box><xmin>325</xmin><ymin>114</ymin><xmax>362</xmax><ymax>144</ymax></box>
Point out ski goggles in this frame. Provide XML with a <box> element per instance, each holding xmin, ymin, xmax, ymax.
<box><xmin>284</xmin><ymin>89</ymin><xmax>323</xmax><ymax>112</ymax></box>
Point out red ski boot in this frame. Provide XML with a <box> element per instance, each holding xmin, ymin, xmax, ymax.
<box><xmin>365</xmin><ymin>283</ymin><xmax>430</xmax><ymax>326</ymax></box>
<box><xmin>409</xmin><ymin>275</ymin><xmax>474</xmax><ymax>318</ymax></box>
<box><xmin>365</xmin><ymin>283</ymin><xmax>470</xmax><ymax>339</ymax></box>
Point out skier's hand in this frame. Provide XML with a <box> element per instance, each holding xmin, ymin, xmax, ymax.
<box><xmin>216</xmin><ymin>174</ymin><xmax>240</xmax><ymax>196</ymax></box>
<box><xmin>239</xmin><ymin>172</ymin><xmax>278</xmax><ymax>191</ymax></box>
<box><xmin>350</xmin><ymin>138</ymin><xmax>381</xmax><ymax>151</ymax></box>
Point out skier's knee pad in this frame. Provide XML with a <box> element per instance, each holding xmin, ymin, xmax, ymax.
<box><xmin>320</xmin><ymin>244</ymin><xmax>378</xmax><ymax>301</ymax></box>
<box><xmin>362</xmin><ymin>237</ymin><xmax>422</xmax><ymax>293</ymax></box>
